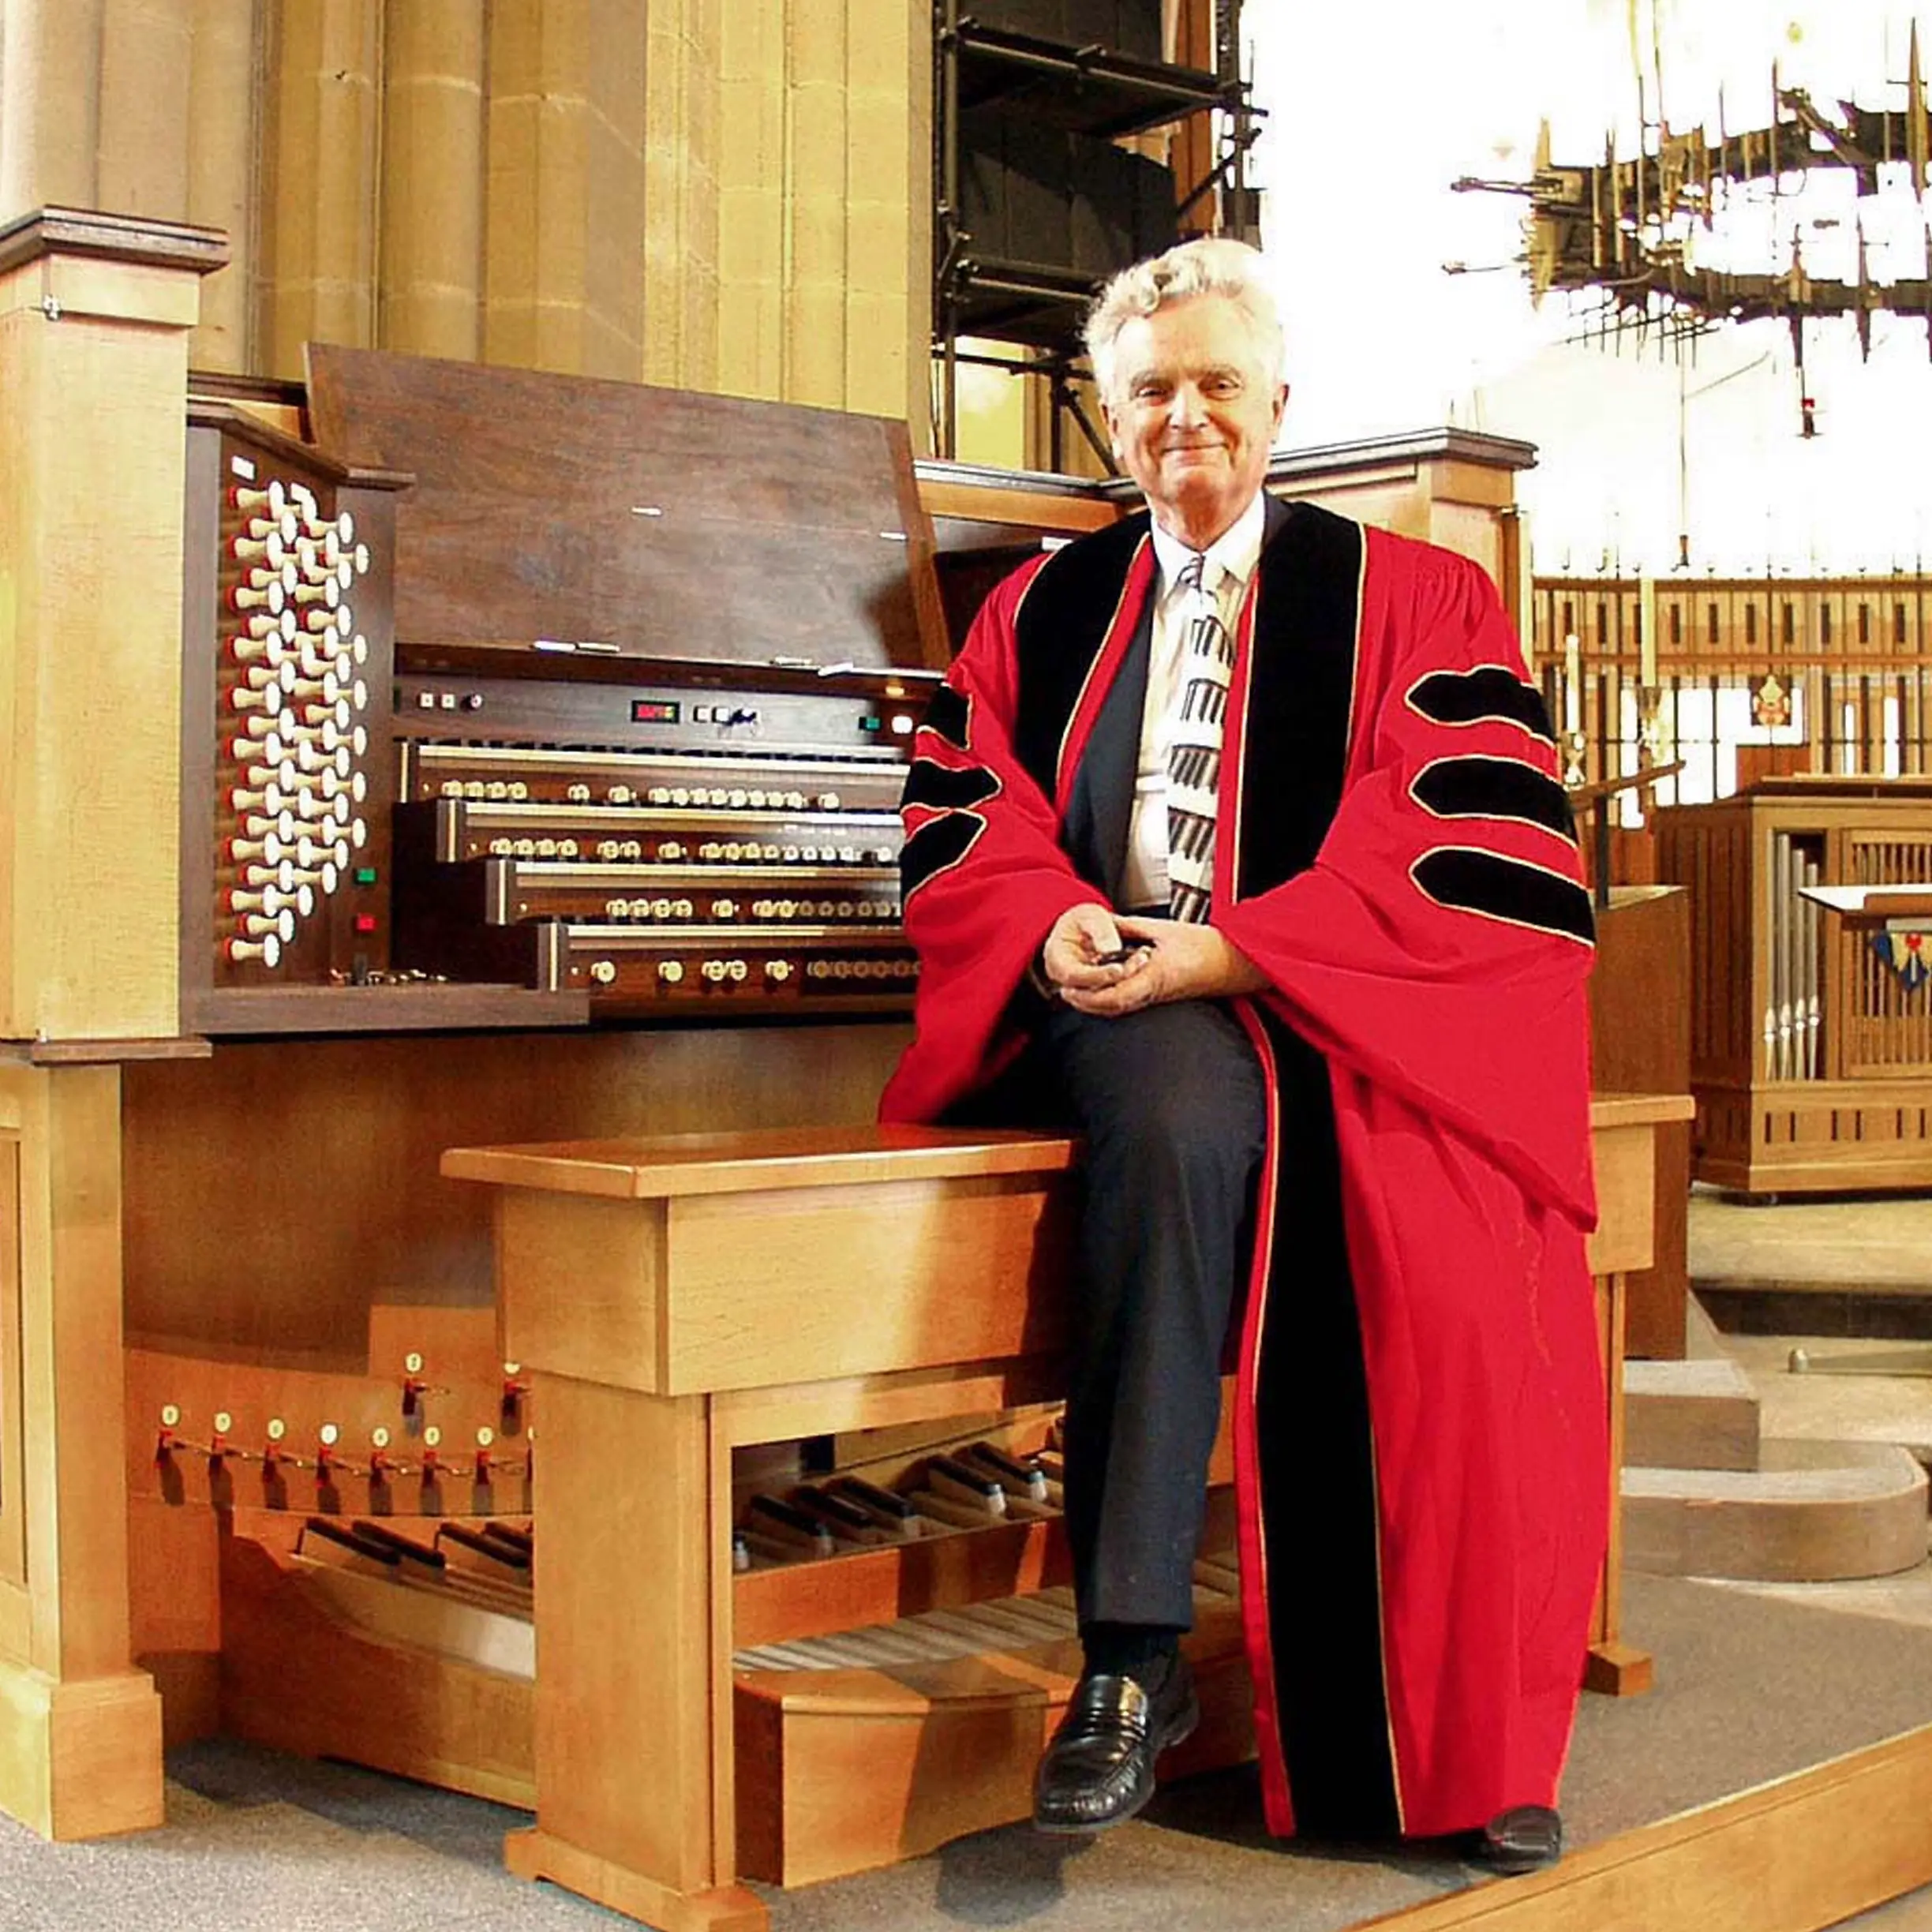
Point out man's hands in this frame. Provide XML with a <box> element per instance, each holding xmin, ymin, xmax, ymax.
<box><xmin>1039</xmin><ymin>903</ymin><xmax>1267</xmax><ymax>1017</ymax></box>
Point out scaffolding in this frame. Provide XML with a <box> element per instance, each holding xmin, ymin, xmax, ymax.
<box><xmin>931</xmin><ymin>0</ymin><xmax>1259</xmax><ymax>462</ymax></box>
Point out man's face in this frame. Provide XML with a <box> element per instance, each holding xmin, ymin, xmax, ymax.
<box><xmin>1100</xmin><ymin>294</ymin><xmax>1287</xmax><ymax>549</ymax></box>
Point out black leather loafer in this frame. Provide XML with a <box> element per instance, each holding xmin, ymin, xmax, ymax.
<box><xmin>1032</xmin><ymin>1653</ymin><xmax>1199</xmax><ymax>1835</ymax></box>
<box><xmin>1473</xmin><ymin>1804</ymin><xmax>1563</xmax><ymax>1875</ymax></box>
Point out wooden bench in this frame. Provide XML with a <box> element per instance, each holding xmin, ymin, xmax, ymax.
<box><xmin>443</xmin><ymin>1093</ymin><xmax>1687</xmax><ymax>1932</ymax></box>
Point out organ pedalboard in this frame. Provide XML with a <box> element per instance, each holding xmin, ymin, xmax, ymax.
<box><xmin>388</xmin><ymin>645</ymin><xmax>935</xmax><ymax>1016</ymax></box>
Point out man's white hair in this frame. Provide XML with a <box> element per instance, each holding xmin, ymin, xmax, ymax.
<box><xmin>1084</xmin><ymin>237</ymin><xmax>1285</xmax><ymax>402</ymax></box>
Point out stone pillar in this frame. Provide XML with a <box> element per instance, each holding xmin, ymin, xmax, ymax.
<box><xmin>844</xmin><ymin>0</ymin><xmax>924</xmax><ymax>428</ymax></box>
<box><xmin>711</xmin><ymin>0</ymin><xmax>929</xmax><ymax>425</ymax></box>
<box><xmin>642</xmin><ymin>0</ymin><xmax>722</xmax><ymax>390</ymax></box>
<box><xmin>97</xmin><ymin>0</ymin><xmax>193</xmax><ymax>219</ymax></box>
<box><xmin>485</xmin><ymin>0</ymin><xmax>648</xmax><ymax>379</ymax></box>
<box><xmin>783</xmin><ymin>0</ymin><xmax>848</xmax><ymax>409</ymax></box>
<box><xmin>715</xmin><ymin>4</ymin><xmax>784</xmax><ymax>399</ymax></box>
<box><xmin>582</xmin><ymin>0</ymin><xmax>650</xmax><ymax>378</ymax></box>
<box><xmin>259</xmin><ymin>0</ymin><xmax>381</xmax><ymax>377</ymax></box>
<box><xmin>380</xmin><ymin>0</ymin><xmax>486</xmax><ymax>361</ymax></box>
<box><xmin>185</xmin><ymin>0</ymin><xmax>263</xmax><ymax>372</ymax></box>
<box><xmin>0</xmin><ymin>0</ymin><xmax>108</xmax><ymax>218</ymax></box>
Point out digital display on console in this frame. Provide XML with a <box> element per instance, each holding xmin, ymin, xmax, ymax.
<box><xmin>630</xmin><ymin>698</ymin><xmax>682</xmax><ymax>724</ymax></box>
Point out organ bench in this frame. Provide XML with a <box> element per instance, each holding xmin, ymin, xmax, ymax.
<box><xmin>443</xmin><ymin>1091</ymin><xmax>1687</xmax><ymax>1932</ymax></box>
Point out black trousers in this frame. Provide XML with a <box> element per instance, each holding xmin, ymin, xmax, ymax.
<box><xmin>979</xmin><ymin>998</ymin><xmax>1267</xmax><ymax>1629</ymax></box>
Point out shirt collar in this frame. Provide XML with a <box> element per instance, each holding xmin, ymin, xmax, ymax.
<box><xmin>1150</xmin><ymin>489</ymin><xmax>1268</xmax><ymax>605</ymax></box>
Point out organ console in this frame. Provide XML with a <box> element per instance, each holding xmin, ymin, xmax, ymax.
<box><xmin>180</xmin><ymin>346</ymin><xmax>945</xmax><ymax>1032</ymax></box>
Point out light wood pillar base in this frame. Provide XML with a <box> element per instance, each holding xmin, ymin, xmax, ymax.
<box><xmin>504</xmin><ymin>1826</ymin><xmax>766</xmax><ymax>1932</ymax></box>
<box><xmin>1583</xmin><ymin>1641</ymin><xmax>1657</xmax><ymax>1699</ymax></box>
<box><xmin>0</xmin><ymin>1661</ymin><xmax>164</xmax><ymax>1840</ymax></box>
<box><xmin>1582</xmin><ymin>1098</ymin><xmax>1695</xmax><ymax>1701</ymax></box>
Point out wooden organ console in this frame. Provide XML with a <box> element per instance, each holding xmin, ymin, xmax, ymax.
<box><xmin>115</xmin><ymin>344</ymin><xmax>968</xmax><ymax>1797</ymax></box>
<box><xmin>182</xmin><ymin>346</ymin><xmax>941</xmax><ymax>1031</ymax></box>
<box><xmin>1656</xmin><ymin>777</ymin><xmax>1932</xmax><ymax>1192</ymax></box>
<box><xmin>0</xmin><ymin>208</ymin><xmax>1677</xmax><ymax>1932</ymax></box>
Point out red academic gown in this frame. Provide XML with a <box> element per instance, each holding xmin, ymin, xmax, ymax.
<box><xmin>881</xmin><ymin>500</ymin><xmax>1607</xmax><ymax>1842</ymax></box>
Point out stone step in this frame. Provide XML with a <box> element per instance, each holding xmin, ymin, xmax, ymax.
<box><xmin>1625</xmin><ymin>1356</ymin><xmax>1762</xmax><ymax>1472</ymax></box>
<box><xmin>1623</xmin><ymin>1439</ymin><xmax>1929</xmax><ymax>1583</ymax></box>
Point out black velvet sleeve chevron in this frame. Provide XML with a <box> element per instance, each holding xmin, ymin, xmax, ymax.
<box><xmin>1410</xmin><ymin>756</ymin><xmax>1577</xmax><ymax>841</ymax></box>
<box><xmin>1411</xmin><ymin>848</ymin><xmax>1595</xmax><ymax>944</ymax></box>
<box><xmin>900</xmin><ymin>758</ymin><xmax>1000</xmax><ymax>814</ymax></box>
<box><xmin>1406</xmin><ymin>667</ymin><xmax>1556</xmax><ymax>742</ymax></box>
<box><xmin>901</xmin><ymin>810</ymin><xmax>988</xmax><ymax>899</ymax></box>
<box><xmin>922</xmin><ymin>683</ymin><xmax>972</xmax><ymax>751</ymax></box>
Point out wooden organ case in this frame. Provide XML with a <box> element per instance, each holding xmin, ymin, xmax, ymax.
<box><xmin>121</xmin><ymin>347</ymin><xmax>993</xmax><ymax>1866</ymax></box>
<box><xmin>1656</xmin><ymin>776</ymin><xmax>1932</xmax><ymax>1191</ymax></box>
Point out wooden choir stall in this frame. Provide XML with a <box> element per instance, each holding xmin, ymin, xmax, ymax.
<box><xmin>1657</xmin><ymin>777</ymin><xmax>1932</xmax><ymax>1193</ymax></box>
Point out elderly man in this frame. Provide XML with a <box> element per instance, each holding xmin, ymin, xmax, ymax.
<box><xmin>882</xmin><ymin>239</ymin><xmax>1604</xmax><ymax>1872</ymax></box>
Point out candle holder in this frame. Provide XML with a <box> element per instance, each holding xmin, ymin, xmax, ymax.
<box><xmin>1634</xmin><ymin>684</ymin><xmax>1667</xmax><ymax>775</ymax></box>
<box><xmin>1563</xmin><ymin>728</ymin><xmax>1588</xmax><ymax>788</ymax></box>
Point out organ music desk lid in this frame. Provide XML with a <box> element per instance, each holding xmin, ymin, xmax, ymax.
<box><xmin>305</xmin><ymin>344</ymin><xmax>950</xmax><ymax>676</ymax></box>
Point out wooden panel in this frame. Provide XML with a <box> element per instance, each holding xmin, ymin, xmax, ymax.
<box><xmin>122</xmin><ymin>1024</ymin><xmax>906</xmax><ymax>1364</ymax></box>
<box><xmin>497</xmin><ymin>1192</ymin><xmax>665</xmax><ymax>1393</ymax></box>
<box><xmin>0</xmin><ymin>1141</ymin><xmax>23</xmax><ymax>1586</ymax></box>
<box><xmin>734</xmin><ymin>1514</ymin><xmax>1072</xmax><ymax>1651</ymax></box>
<box><xmin>1589</xmin><ymin>888</ymin><xmax>1692</xmax><ymax>1357</ymax></box>
<box><xmin>219</xmin><ymin>1530</ymin><xmax>534</xmax><ymax>1805</ymax></box>
<box><xmin>1372</xmin><ymin>1724</ymin><xmax>1932</xmax><ymax>1932</ymax></box>
<box><xmin>715</xmin><ymin>1357</ymin><xmax>1069</xmax><ymax>1446</ymax></box>
<box><xmin>736</xmin><ymin>1601</ymin><xmax>1253</xmax><ymax>1889</ymax></box>
<box><xmin>0</xmin><ymin>1064</ymin><xmax>165</xmax><ymax>1838</ymax></box>
<box><xmin>525</xmin><ymin>1372</ymin><xmax>725</xmax><ymax>1895</ymax></box>
<box><xmin>306</xmin><ymin>343</ymin><xmax>949</xmax><ymax>672</ymax></box>
<box><xmin>1661</xmin><ymin>785</ymin><xmax>1932</xmax><ymax>1192</ymax></box>
<box><xmin>662</xmin><ymin>1175</ymin><xmax>1074</xmax><ymax>1394</ymax></box>
<box><xmin>0</xmin><ymin>260</ymin><xmax>197</xmax><ymax>1039</ymax></box>
<box><xmin>36</xmin><ymin>1069</ymin><xmax>137</xmax><ymax>1679</ymax></box>
<box><xmin>444</xmin><ymin>1124</ymin><xmax>1079</xmax><ymax>1199</ymax></box>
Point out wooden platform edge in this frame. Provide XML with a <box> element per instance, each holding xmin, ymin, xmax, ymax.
<box><xmin>1359</xmin><ymin>1720</ymin><xmax>1932</xmax><ymax>1932</ymax></box>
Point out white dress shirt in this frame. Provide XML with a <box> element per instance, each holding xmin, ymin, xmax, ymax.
<box><xmin>1119</xmin><ymin>491</ymin><xmax>1267</xmax><ymax>911</ymax></box>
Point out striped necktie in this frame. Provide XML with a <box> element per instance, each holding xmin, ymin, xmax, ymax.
<box><xmin>1166</xmin><ymin>553</ymin><xmax>1235</xmax><ymax>923</ymax></box>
